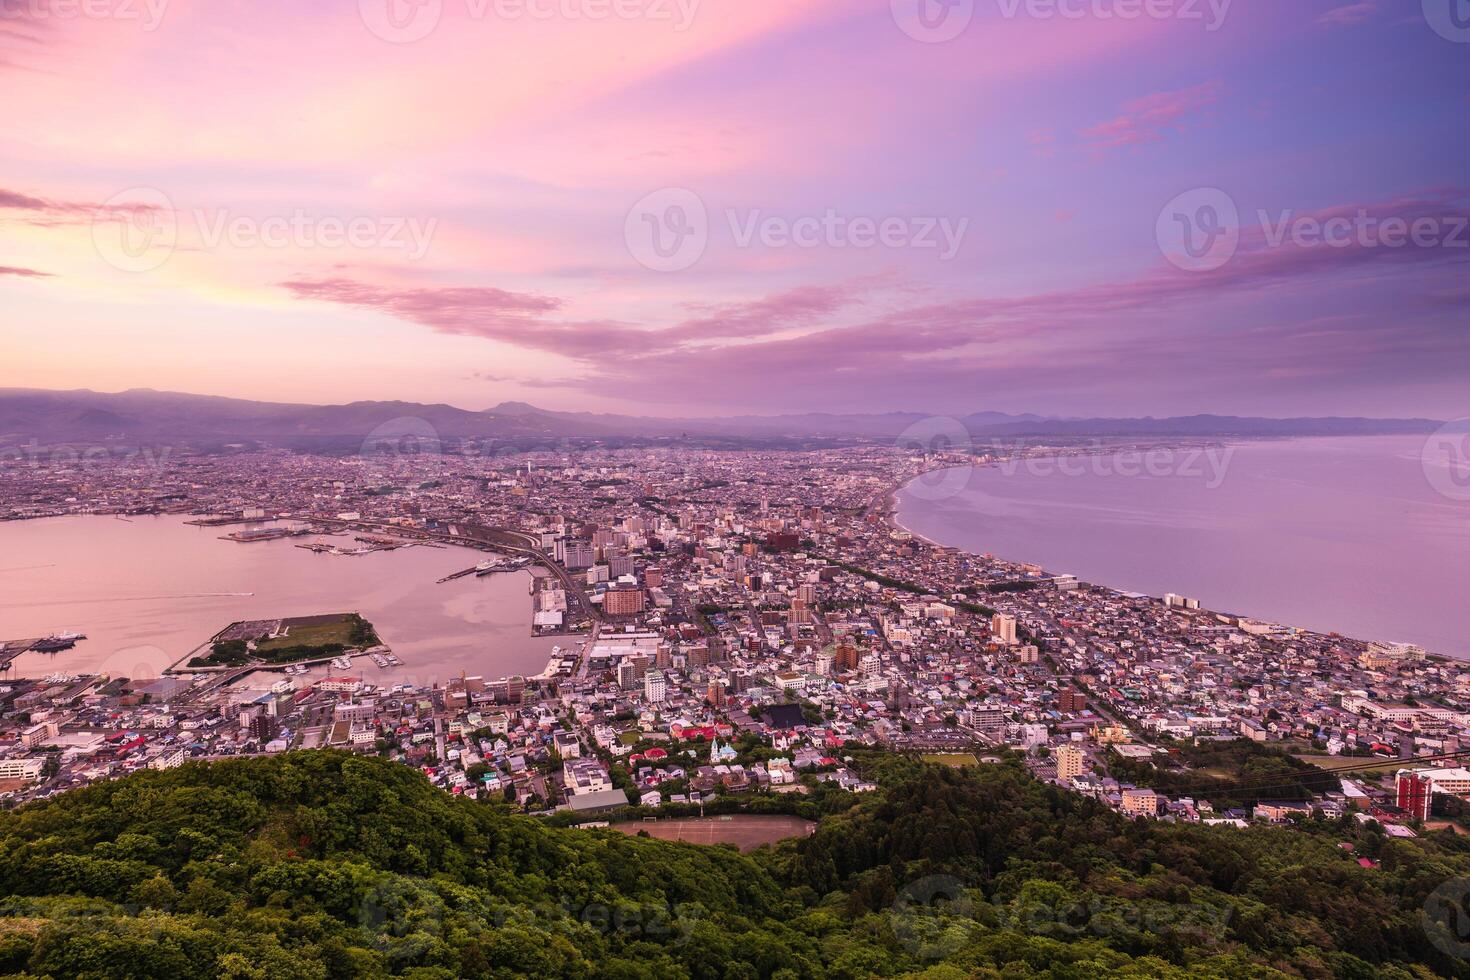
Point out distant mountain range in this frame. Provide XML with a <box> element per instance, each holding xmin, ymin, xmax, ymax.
<box><xmin>0</xmin><ymin>387</ymin><xmax>1444</xmax><ymax>453</ymax></box>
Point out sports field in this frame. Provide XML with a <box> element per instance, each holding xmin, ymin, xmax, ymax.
<box><xmin>611</xmin><ymin>815</ymin><xmax>815</xmax><ymax>851</ymax></box>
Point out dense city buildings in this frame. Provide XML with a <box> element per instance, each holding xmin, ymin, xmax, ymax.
<box><xmin>2</xmin><ymin>440</ymin><xmax>1467</xmax><ymax>834</ymax></box>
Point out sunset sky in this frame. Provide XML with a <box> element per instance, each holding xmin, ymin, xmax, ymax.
<box><xmin>3</xmin><ymin>0</ymin><xmax>1468</xmax><ymax>418</ymax></box>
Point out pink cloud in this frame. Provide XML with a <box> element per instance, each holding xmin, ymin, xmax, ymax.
<box><xmin>279</xmin><ymin>278</ymin><xmax>603</xmax><ymax>354</ymax></box>
<box><xmin>280</xmin><ymin>278</ymin><xmax>879</xmax><ymax>361</ymax></box>
<box><xmin>0</xmin><ymin>186</ymin><xmax>164</xmax><ymax>228</ymax></box>
<box><xmin>0</xmin><ymin>265</ymin><xmax>50</xmax><ymax>278</ymax></box>
<box><xmin>1027</xmin><ymin>128</ymin><xmax>1057</xmax><ymax>159</ymax></box>
<box><xmin>1317</xmin><ymin>2</ymin><xmax>1377</xmax><ymax>26</ymax></box>
<box><xmin>1082</xmin><ymin>81</ymin><xmax>1223</xmax><ymax>154</ymax></box>
<box><xmin>282</xmin><ymin>190</ymin><xmax>1470</xmax><ymax>410</ymax></box>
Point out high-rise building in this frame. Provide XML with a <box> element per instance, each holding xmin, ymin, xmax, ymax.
<box><xmin>788</xmin><ymin>598</ymin><xmax>813</xmax><ymax>625</ymax></box>
<box><xmin>973</xmin><ymin>707</ymin><xmax>1005</xmax><ymax>733</ymax></box>
<box><xmin>991</xmin><ymin>614</ymin><xmax>1018</xmax><ymax>646</ymax></box>
<box><xmin>766</xmin><ymin>531</ymin><xmax>800</xmax><ymax>552</ymax></box>
<box><xmin>617</xmin><ymin>658</ymin><xmax>647</xmax><ymax>690</ymax></box>
<box><xmin>1055</xmin><ymin>744</ymin><xmax>1085</xmax><ymax>782</ymax></box>
<box><xmin>249</xmin><ymin>714</ymin><xmax>279</xmax><ymax>744</ymax></box>
<box><xmin>1397</xmin><ymin>770</ymin><xmax>1433</xmax><ymax>821</ymax></box>
<box><xmin>489</xmin><ymin>675</ymin><xmax>526</xmax><ymax>704</ymax></box>
<box><xmin>1058</xmin><ymin>689</ymin><xmax>1088</xmax><ymax>713</ymax></box>
<box><xmin>644</xmin><ymin>671</ymin><xmax>667</xmax><ymax>703</ymax></box>
<box><xmin>604</xmin><ymin>587</ymin><xmax>646</xmax><ymax>617</ymax></box>
<box><xmin>555</xmin><ymin>539</ymin><xmax>595</xmax><ymax>570</ymax></box>
<box><xmin>1121</xmin><ymin>788</ymin><xmax>1159</xmax><ymax>818</ymax></box>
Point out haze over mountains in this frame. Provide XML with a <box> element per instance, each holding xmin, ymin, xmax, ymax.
<box><xmin>0</xmin><ymin>387</ymin><xmax>1444</xmax><ymax>453</ymax></box>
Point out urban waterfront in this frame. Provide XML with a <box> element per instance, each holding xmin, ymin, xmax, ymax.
<box><xmin>896</xmin><ymin>436</ymin><xmax>1469</xmax><ymax>658</ymax></box>
<box><xmin>0</xmin><ymin>515</ymin><xmax>561</xmax><ymax>683</ymax></box>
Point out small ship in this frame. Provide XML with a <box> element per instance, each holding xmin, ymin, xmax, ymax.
<box><xmin>30</xmin><ymin>632</ymin><xmax>87</xmax><ymax>653</ymax></box>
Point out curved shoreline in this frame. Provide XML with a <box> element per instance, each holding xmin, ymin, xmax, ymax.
<box><xmin>885</xmin><ymin>451</ymin><xmax>1457</xmax><ymax>659</ymax></box>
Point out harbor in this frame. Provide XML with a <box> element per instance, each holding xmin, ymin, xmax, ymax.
<box><xmin>0</xmin><ymin>515</ymin><xmax>565</xmax><ymax>682</ymax></box>
<box><xmin>0</xmin><ymin>632</ymin><xmax>87</xmax><ymax>669</ymax></box>
<box><xmin>437</xmin><ymin>555</ymin><xmax>534</xmax><ymax>583</ymax></box>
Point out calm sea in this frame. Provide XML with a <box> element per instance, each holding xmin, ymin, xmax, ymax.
<box><xmin>0</xmin><ymin>515</ymin><xmax>563</xmax><ymax>682</ymax></box>
<box><xmin>896</xmin><ymin>436</ymin><xmax>1470</xmax><ymax>658</ymax></box>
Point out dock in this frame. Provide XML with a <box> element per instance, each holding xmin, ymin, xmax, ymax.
<box><xmin>437</xmin><ymin>555</ymin><xmax>534</xmax><ymax>584</ymax></box>
<box><xmin>0</xmin><ymin>633</ymin><xmax>88</xmax><ymax>668</ymax></box>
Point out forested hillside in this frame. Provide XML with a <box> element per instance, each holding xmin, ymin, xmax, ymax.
<box><xmin>0</xmin><ymin>751</ymin><xmax>1466</xmax><ymax>978</ymax></box>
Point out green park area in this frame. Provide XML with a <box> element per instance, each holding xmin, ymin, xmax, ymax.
<box><xmin>188</xmin><ymin>613</ymin><xmax>379</xmax><ymax>668</ymax></box>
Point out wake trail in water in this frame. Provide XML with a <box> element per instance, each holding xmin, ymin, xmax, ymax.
<box><xmin>0</xmin><ymin>592</ymin><xmax>255</xmax><ymax>606</ymax></box>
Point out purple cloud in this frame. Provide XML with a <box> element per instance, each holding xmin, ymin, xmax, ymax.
<box><xmin>0</xmin><ymin>265</ymin><xmax>50</xmax><ymax>278</ymax></box>
<box><xmin>1082</xmin><ymin>81</ymin><xmax>1223</xmax><ymax>154</ymax></box>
